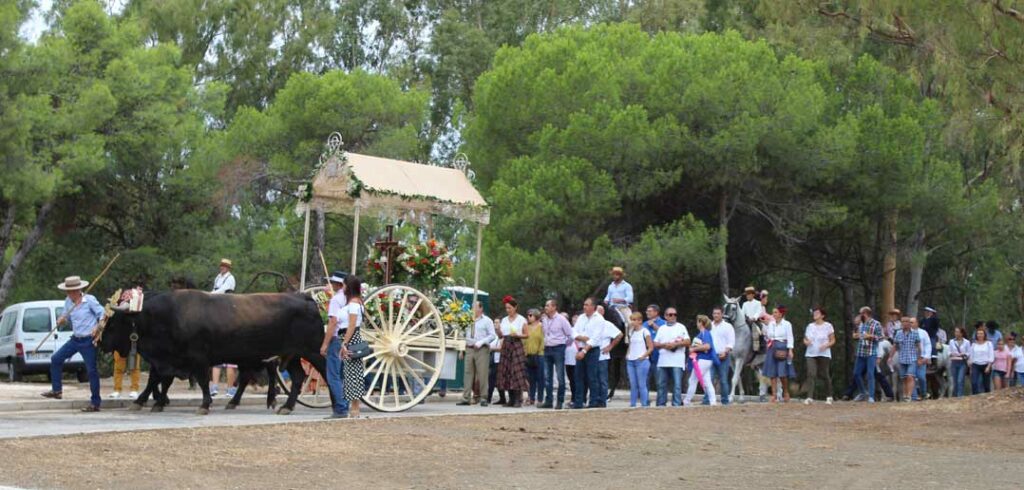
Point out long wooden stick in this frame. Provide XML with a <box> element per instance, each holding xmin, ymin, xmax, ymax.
<box><xmin>32</xmin><ymin>252</ymin><xmax>121</xmax><ymax>354</ymax></box>
<box><xmin>318</xmin><ymin>249</ymin><xmax>330</xmax><ymax>280</ymax></box>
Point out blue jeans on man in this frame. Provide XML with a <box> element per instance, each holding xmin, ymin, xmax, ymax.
<box><xmin>951</xmin><ymin>360</ymin><xmax>967</xmax><ymax>397</ymax></box>
<box><xmin>852</xmin><ymin>355</ymin><xmax>877</xmax><ymax>399</ymax></box>
<box><xmin>51</xmin><ymin>336</ymin><xmax>101</xmax><ymax>407</ymax></box>
<box><xmin>597</xmin><ymin>359</ymin><xmax>609</xmax><ymax>407</ymax></box>
<box><xmin>324</xmin><ymin>336</ymin><xmax>349</xmax><ymax>415</ymax></box>
<box><xmin>543</xmin><ymin>345</ymin><xmax>566</xmax><ymax>406</ymax></box>
<box><xmin>573</xmin><ymin>348</ymin><xmax>600</xmax><ymax>408</ymax></box>
<box><xmin>704</xmin><ymin>354</ymin><xmax>731</xmax><ymax>405</ymax></box>
<box><xmin>656</xmin><ymin>366</ymin><xmax>683</xmax><ymax>406</ymax></box>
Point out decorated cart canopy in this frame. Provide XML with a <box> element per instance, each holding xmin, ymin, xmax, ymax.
<box><xmin>296</xmin><ymin>145</ymin><xmax>489</xmax><ymax>225</ymax></box>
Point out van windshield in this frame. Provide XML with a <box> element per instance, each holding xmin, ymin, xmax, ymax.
<box><xmin>22</xmin><ymin>308</ymin><xmax>53</xmax><ymax>333</ymax></box>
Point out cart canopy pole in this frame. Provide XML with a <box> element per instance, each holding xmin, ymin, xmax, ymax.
<box><xmin>471</xmin><ymin>223</ymin><xmax>483</xmax><ymax>313</ymax></box>
<box><xmin>350</xmin><ymin>205</ymin><xmax>361</xmax><ymax>275</ymax></box>
<box><xmin>300</xmin><ymin>207</ymin><xmax>311</xmax><ymax>290</ymax></box>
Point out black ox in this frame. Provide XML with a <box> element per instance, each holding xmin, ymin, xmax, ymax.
<box><xmin>99</xmin><ymin>290</ymin><xmax>331</xmax><ymax>414</ymax></box>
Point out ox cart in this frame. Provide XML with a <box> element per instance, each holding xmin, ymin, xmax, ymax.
<box><xmin>281</xmin><ymin>133</ymin><xmax>489</xmax><ymax>413</ymax></box>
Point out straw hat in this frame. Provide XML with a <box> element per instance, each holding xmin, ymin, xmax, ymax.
<box><xmin>57</xmin><ymin>276</ymin><xmax>89</xmax><ymax>291</ymax></box>
<box><xmin>219</xmin><ymin>258</ymin><xmax>233</xmax><ymax>268</ymax></box>
<box><xmin>744</xmin><ymin>286</ymin><xmax>756</xmax><ymax>294</ymax></box>
<box><xmin>610</xmin><ymin>266</ymin><xmax>625</xmax><ymax>276</ymax></box>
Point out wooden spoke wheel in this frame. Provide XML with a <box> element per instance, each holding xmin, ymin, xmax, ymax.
<box><xmin>274</xmin><ymin>286</ymin><xmax>334</xmax><ymax>409</ymax></box>
<box><xmin>359</xmin><ymin>284</ymin><xmax>446</xmax><ymax>412</ymax></box>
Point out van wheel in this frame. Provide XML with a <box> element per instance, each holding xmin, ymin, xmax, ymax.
<box><xmin>76</xmin><ymin>369</ymin><xmax>89</xmax><ymax>383</ymax></box>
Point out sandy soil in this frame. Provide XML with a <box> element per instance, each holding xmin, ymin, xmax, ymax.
<box><xmin>1</xmin><ymin>389</ymin><xmax>1021</xmax><ymax>490</ymax></box>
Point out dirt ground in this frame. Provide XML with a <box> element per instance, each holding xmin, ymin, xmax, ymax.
<box><xmin>1</xmin><ymin>389</ymin><xmax>1021</xmax><ymax>490</ymax></box>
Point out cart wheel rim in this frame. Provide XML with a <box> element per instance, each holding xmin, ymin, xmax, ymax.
<box><xmin>360</xmin><ymin>284</ymin><xmax>446</xmax><ymax>412</ymax></box>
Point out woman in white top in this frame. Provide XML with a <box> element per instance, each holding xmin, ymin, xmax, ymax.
<box><xmin>947</xmin><ymin>326</ymin><xmax>971</xmax><ymax>397</ymax></box>
<box><xmin>339</xmin><ymin>276</ymin><xmax>366</xmax><ymax>418</ymax></box>
<box><xmin>803</xmin><ymin>307</ymin><xmax>835</xmax><ymax>405</ymax></box>
<box><xmin>970</xmin><ymin>328</ymin><xmax>994</xmax><ymax>394</ymax></box>
<box><xmin>761</xmin><ymin>306</ymin><xmax>795</xmax><ymax>403</ymax></box>
<box><xmin>625</xmin><ymin>312</ymin><xmax>654</xmax><ymax>407</ymax></box>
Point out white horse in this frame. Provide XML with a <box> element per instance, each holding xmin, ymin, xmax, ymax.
<box><xmin>722</xmin><ymin>295</ymin><xmax>755</xmax><ymax>399</ymax></box>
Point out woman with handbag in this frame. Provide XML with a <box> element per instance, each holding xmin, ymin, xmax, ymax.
<box><xmin>761</xmin><ymin>306</ymin><xmax>795</xmax><ymax>403</ymax></box>
<box><xmin>524</xmin><ymin>309</ymin><xmax>546</xmax><ymax>405</ymax></box>
<box><xmin>340</xmin><ymin>275</ymin><xmax>367</xmax><ymax>418</ymax></box>
<box><xmin>496</xmin><ymin>296</ymin><xmax>529</xmax><ymax>407</ymax></box>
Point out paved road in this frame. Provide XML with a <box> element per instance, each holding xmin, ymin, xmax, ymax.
<box><xmin>0</xmin><ymin>397</ymin><xmax>610</xmax><ymax>439</ymax></box>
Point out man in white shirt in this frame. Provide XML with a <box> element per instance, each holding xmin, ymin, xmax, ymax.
<box><xmin>707</xmin><ymin>306</ymin><xmax>735</xmax><ymax>405</ymax></box>
<box><xmin>912</xmin><ymin>318</ymin><xmax>932</xmax><ymax>401</ymax></box>
<box><xmin>209</xmin><ymin>258</ymin><xmax>237</xmax><ymax>397</ymax></box>
<box><xmin>211</xmin><ymin>258</ymin><xmax>236</xmax><ymax>294</ymax></box>
<box><xmin>459</xmin><ymin>302</ymin><xmax>496</xmax><ymax>407</ymax></box>
<box><xmin>595</xmin><ymin>305</ymin><xmax>623</xmax><ymax>408</ymax></box>
<box><xmin>653</xmin><ymin>307</ymin><xmax>689</xmax><ymax>406</ymax></box>
<box><xmin>603</xmin><ymin>267</ymin><xmax>634</xmax><ymax>313</ymax></box>
<box><xmin>572</xmin><ymin>298</ymin><xmax>605</xmax><ymax>409</ymax></box>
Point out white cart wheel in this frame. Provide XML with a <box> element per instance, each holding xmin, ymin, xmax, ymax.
<box><xmin>360</xmin><ymin>284</ymin><xmax>446</xmax><ymax>412</ymax></box>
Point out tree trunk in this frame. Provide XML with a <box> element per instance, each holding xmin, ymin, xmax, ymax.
<box><xmin>312</xmin><ymin>209</ymin><xmax>326</xmax><ymax>284</ymax></box>
<box><xmin>880</xmin><ymin>211</ymin><xmax>897</xmax><ymax>314</ymax></box>
<box><xmin>718</xmin><ymin>192</ymin><xmax>730</xmax><ymax>297</ymax></box>
<box><xmin>0</xmin><ymin>202</ymin><xmax>54</xmax><ymax>309</ymax></box>
<box><xmin>905</xmin><ymin>229</ymin><xmax>927</xmax><ymax>317</ymax></box>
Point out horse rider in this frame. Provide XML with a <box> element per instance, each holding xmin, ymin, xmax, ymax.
<box><xmin>742</xmin><ymin>286</ymin><xmax>766</xmax><ymax>351</ymax></box>
<box><xmin>603</xmin><ymin>266</ymin><xmax>634</xmax><ymax>320</ymax></box>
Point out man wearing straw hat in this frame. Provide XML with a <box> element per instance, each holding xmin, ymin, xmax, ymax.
<box><xmin>210</xmin><ymin>258</ymin><xmax>237</xmax><ymax>396</ymax></box>
<box><xmin>211</xmin><ymin>258</ymin><xmax>236</xmax><ymax>294</ymax></box>
<box><xmin>603</xmin><ymin>266</ymin><xmax>634</xmax><ymax>316</ymax></box>
<box><xmin>40</xmin><ymin>276</ymin><xmax>105</xmax><ymax>412</ymax></box>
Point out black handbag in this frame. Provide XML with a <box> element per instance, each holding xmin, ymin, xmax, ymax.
<box><xmin>347</xmin><ymin>340</ymin><xmax>373</xmax><ymax>360</ymax></box>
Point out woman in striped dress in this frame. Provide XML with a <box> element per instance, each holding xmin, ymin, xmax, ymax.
<box><xmin>340</xmin><ymin>275</ymin><xmax>366</xmax><ymax>418</ymax></box>
<box><xmin>496</xmin><ymin>296</ymin><xmax>529</xmax><ymax>407</ymax></box>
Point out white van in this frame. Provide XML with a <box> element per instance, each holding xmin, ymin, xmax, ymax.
<box><xmin>0</xmin><ymin>300</ymin><xmax>86</xmax><ymax>382</ymax></box>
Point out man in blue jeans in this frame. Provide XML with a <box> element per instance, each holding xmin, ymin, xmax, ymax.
<box><xmin>41</xmin><ymin>276</ymin><xmax>104</xmax><ymax>412</ymax></box>
<box><xmin>653</xmin><ymin>308</ymin><xmax>689</xmax><ymax>406</ymax></box>
<box><xmin>540</xmin><ymin>300</ymin><xmax>573</xmax><ymax>409</ymax></box>
<box><xmin>706</xmin><ymin>306</ymin><xmax>734</xmax><ymax>405</ymax></box>
<box><xmin>319</xmin><ymin>271</ymin><xmax>349</xmax><ymax>418</ymax></box>
<box><xmin>851</xmin><ymin>306</ymin><xmax>883</xmax><ymax>402</ymax></box>
<box><xmin>912</xmin><ymin>318</ymin><xmax>931</xmax><ymax>400</ymax></box>
<box><xmin>571</xmin><ymin>298</ymin><xmax>604</xmax><ymax>409</ymax></box>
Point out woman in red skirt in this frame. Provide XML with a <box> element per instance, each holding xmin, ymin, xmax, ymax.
<box><xmin>497</xmin><ymin>296</ymin><xmax>529</xmax><ymax>407</ymax></box>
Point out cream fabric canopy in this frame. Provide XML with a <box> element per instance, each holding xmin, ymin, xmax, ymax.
<box><xmin>296</xmin><ymin>152</ymin><xmax>490</xmax><ymax>225</ymax></box>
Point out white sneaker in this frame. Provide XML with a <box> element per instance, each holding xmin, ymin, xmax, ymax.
<box><xmin>825</xmin><ymin>397</ymin><xmax>834</xmax><ymax>405</ymax></box>
<box><xmin>110</xmin><ymin>392</ymin><xmax>121</xmax><ymax>399</ymax></box>
<box><xmin>129</xmin><ymin>391</ymin><xmax>138</xmax><ymax>399</ymax></box>
<box><xmin>804</xmin><ymin>398</ymin><xmax>812</xmax><ymax>405</ymax></box>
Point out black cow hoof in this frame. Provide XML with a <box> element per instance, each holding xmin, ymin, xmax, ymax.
<box><xmin>276</xmin><ymin>407</ymin><xmax>293</xmax><ymax>415</ymax></box>
<box><xmin>225</xmin><ymin>403</ymin><xmax>238</xmax><ymax>410</ymax></box>
<box><xmin>151</xmin><ymin>405</ymin><xmax>165</xmax><ymax>413</ymax></box>
<box><xmin>128</xmin><ymin>403</ymin><xmax>144</xmax><ymax>412</ymax></box>
<box><xmin>196</xmin><ymin>407</ymin><xmax>210</xmax><ymax>415</ymax></box>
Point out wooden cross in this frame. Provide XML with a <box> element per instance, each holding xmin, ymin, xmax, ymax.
<box><xmin>373</xmin><ymin>225</ymin><xmax>400</xmax><ymax>284</ymax></box>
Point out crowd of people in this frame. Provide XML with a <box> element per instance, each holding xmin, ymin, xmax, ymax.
<box><xmin>39</xmin><ymin>260</ymin><xmax>1021</xmax><ymax>414</ymax></box>
<box><xmin>455</xmin><ymin>268</ymin><xmax>1023</xmax><ymax>409</ymax></box>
